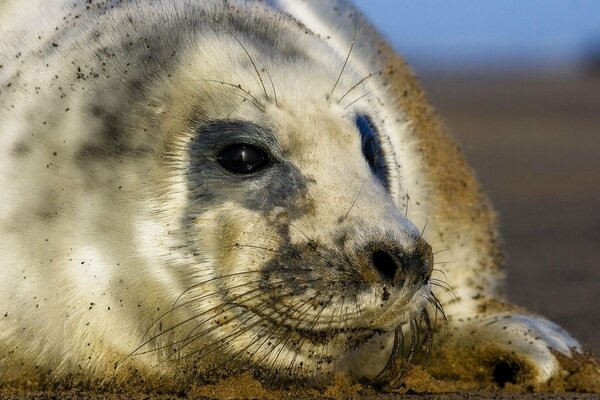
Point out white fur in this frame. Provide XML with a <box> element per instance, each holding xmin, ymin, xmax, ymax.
<box><xmin>0</xmin><ymin>0</ymin><xmax>584</xmax><ymax>389</ymax></box>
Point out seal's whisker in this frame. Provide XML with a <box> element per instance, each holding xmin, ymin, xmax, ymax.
<box><xmin>340</xmin><ymin>251</ymin><xmax>365</xmax><ymax>283</ymax></box>
<box><xmin>140</xmin><ymin>279</ymin><xmax>312</xmax><ymax>356</ymax></box>
<box><xmin>182</xmin><ymin>279</ymin><xmax>325</xmax><ymax>348</ymax></box>
<box><xmin>161</xmin><ymin>279</ymin><xmax>318</xmax><ymax>350</ymax></box>
<box><xmin>337</xmin><ymin>68</ymin><xmax>385</xmax><ymax>104</ymax></box>
<box><xmin>426</xmin><ymin>296</ymin><xmax>443</xmax><ymax>331</ymax></box>
<box><xmin>328</xmin><ymin>294</ymin><xmax>346</xmax><ymax>332</ymax></box>
<box><xmin>433</xmin><ymin>248</ymin><xmax>449</xmax><ymax>256</ymax></box>
<box><xmin>262</xmin><ymin>66</ymin><xmax>278</xmax><ymax>106</ymax></box>
<box><xmin>431</xmin><ymin>267</ymin><xmax>449</xmax><ymax>282</ymax></box>
<box><xmin>222</xmin><ymin>295</ymin><xmax>317</xmax><ymax>376</ymax></box>
<box><xmin>166</xmin><ymin>311</ymin><xmax>266</xmax><ymax>364</ymax></box>
<box><xmin>286</xmin><ymin>223</ymin><xmax>339</xmax><ymax>270</ymax></box>
<box><xmin>134</xmin><ymin>270</ymin><xmax>268</xmax><ymax>348</ymax></box>
<box><xmin>418</xmin><ymin>308</ymin><xmax>434</xmax><ymax>365</ymax></box>
<box><xmin>227</xmin><ymin>29</ymin><xmax>269</xmax><ymax>102</ymax></box>
<box><xmin>242</xmin><ymin>301</ymin><xmax>320</xmax><ymax>377</ymax></box>
<box><xmin>172</xmin><ymin>280</ymin><xmax>322</xmax><ymax>356</ymax></box>
<box><xmin>242</xmin><ymin>305</ymin><xmax>308</xmax><ymax>370</ymax></box>
<box><xmin>285</xmin><ymin>293</ymin><xmax>335</xmax><ymax>376</ymax></box>
<box><xmin>406</xmin><ymin>316</ymin><xmax>419</xmax><ymax>369</ymax></box>
<box><xmin>420</xmin><ymin>218</ymin><xmax>429</xmax><ymax>237</ymax></box>
<box><xmin>429</xmin><ymin>276</ymin><xmax>451</xmax><ymax>288</ymax></box>
<box><xmin>434</xmin><ymin>260</ymin><xmax>455</xmax><ymax>266</ymax></box>
<box><xmin>259</xmin><ymin>284</ymin><xmax>335</xmax><ymax>373</ymax></box>
<box><xmin>340</xmin><ymin>182</ymin><xmax>365</xmax><ymax>223</ymax></box>
<box><xmin>240</xmin><ymin>322</ymin><xmax>284</xmax><ymax>374</ymax></box>
<box><xmin>173</xmin><ymin>283</ymin><xmax>331</xmax><ymax>364</ymax></box>
<box><xmin>223</xmin><ymin>89</ymin><xmax>265</xmax><ymax>112</ymax></box>
<box><xmin>428</xmin><ymin>292</ymin><xmax>446</xmax><ymax>317</ymax></box>
<box><xmin>160</xmin><ymin>297</ymin><xmax>283</xmax><ymax>364</ymax></box>
<box><xmin>132</xmin><ymin>286</ymin><xmax>271</xmax><ymax>357</ymax></box>
<box><xmin>430</xmin><ymin>281</ymin><xmax>457</xmax><ymax>302</ymax></box>
<box><xmin>372</xmin><ymin>322</ymin><xmax>405</xmax><ymax>385</ymax></box>
<box><xmin>328</xmin><ymin>13</ymin><xmax>358</xmax><ymax>101</ymax></box>
<box><xmin>430</xmin><ymin>278</ymin><xmax>455</xmax><ymax>295</ymax></box>
<box><xmin>426</xmin><ymin>293</ymin><xmax>448</xmax><ymax>334</ymax></box>
<box><xmin>170</xmin><ymin>269</ymin><xmax>270</xmax><ymax>311</ymax></box>
<box><xmin>343</xmin><ymin>88</ymin><xmax>379</xmax><ymax>110</ymax></box>
<box><xmin>200</xmin><ymin>78</ymin><xmax>264</xmax><ymax>111</ymax></box>
<box><xmin>134</xmin><ymin>276</ymin><xmax>314</xmax><ymax>357</ymax></box>
<box><xmin>382</xmin><ymin>312</ymin><xmax>431</xmax><ymax>385</ymax></box>
<box><xmin>287</xmin><ymin>222</ymin><xmax>319</xmax><ymax>249</ymax></box>
<box><xmin>172</xmin><ymin>310</ymin><xmax>266</xmax><ymax>363</ymax></box>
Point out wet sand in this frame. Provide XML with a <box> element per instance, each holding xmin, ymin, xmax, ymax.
<box><xmin>2</xmin><ymin>75</ymin><xmax>599</xmax><ymax>398</ymax></box>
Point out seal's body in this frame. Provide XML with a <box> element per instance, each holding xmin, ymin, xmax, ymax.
<box><xmin>0</xmin><ymin>0</ymin><xmax>583</xmax><ymax>388</ymax></box>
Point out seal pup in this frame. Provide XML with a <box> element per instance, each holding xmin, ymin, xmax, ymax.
<box><xmin>0</xmin><ymin>0</ymin><xmax>588</xmax><ymax>389</ymax></box>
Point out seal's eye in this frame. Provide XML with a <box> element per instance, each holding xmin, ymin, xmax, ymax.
<box><xmin>217</xmin><ymin>143</ymin><xmax>270</xmax><ymax>174</ymax></box>
<box><xmin>355</xmin><ymin>114</ymin><xmax>388</xmax><ymax>187</ymax></box>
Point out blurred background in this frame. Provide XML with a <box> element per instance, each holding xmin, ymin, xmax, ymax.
<box><xmin>354</xmin><ymin>1</ymin><xmax>600</xmax><ymax>355</ymax></box>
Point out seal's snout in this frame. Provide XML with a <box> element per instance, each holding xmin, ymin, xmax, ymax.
<box><xmin>366</xmin><ymin>237</ymin><xmax>433</xmax><ymax>287</ymax></box>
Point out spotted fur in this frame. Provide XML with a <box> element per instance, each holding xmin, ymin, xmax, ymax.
<box><xmin>0</xmin><ymin>0</ymin><xmax>583</xmax><ymax>389</ymax></box>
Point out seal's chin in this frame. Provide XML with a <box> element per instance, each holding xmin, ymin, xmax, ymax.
<box><xmin>339</xmin><ymin>306</ymin><xmax>435</xmax><ymax>383</ymax></box>
<box><xmin>229</xmin><ymin>284</ymin><xmax>434</xmax><ymax>384</ymax></box>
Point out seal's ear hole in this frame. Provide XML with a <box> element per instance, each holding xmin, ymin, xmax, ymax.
<box><xmin>492</xmin><ymin>360</ymin><xmax>521</xmax><ymax>387</ymax></box>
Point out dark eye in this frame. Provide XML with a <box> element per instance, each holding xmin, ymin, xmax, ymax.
<box><xmin>355</xmin><ymin>114</ymin><xmax>388</xmax><ymax>187</ymax></box>
<box><xmin>217</xmin><ymin>143</ymin><xmax>270</xmax><ymax>174</ymax></box>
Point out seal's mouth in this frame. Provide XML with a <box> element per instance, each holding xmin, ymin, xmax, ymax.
<box><xmin>228</xmin><ymin>283</ymin><xmax>438</xmax><ymax>384</ymax></box>
<box><xmin>264</xmin><ymin>315</ymin><xmax>381</xmax><ymax>347</ymax></box>
<box><xmin>293</xmin><ymin>326</ymin><xmax>379</xmax><ymax>345</ymax></box>
<box><xmin>231</xmin><ymin>298</ymin><xmax>380</xmax><ymax>346</ymax></box>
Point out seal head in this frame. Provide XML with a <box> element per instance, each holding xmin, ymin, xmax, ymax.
<box><xmin>0</xmin><ymin>0</ymin><xmax>435</xmax><ymax>386</ymax></box>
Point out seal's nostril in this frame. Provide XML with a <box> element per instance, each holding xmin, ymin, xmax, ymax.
<box><xmin>372</xmin><ymin>250</ymin><xmax>400</xmax><ymax>283</ymax></box>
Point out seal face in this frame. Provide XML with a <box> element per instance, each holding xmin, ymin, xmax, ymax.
<box><xmin>0</xmin><ymin>0</ymin><xmax>588</xmax><ymax>390</ymax></box>
<box><xmin>0</xmin><ymin>0</ymin><xmax>433</xmax><ymax>385</ymax></box>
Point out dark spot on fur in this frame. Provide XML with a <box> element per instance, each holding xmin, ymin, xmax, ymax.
<box><xmin>37</xmin><ymin>208</ymin><xmax>59</xmax><ymax>221</ymax></box>
<box><xmin>88</xmin><ymin>104</ymin><xmax>106</xmax><ymax>118</ymax></box>
<box><xmin>225</xmin><ymin>15</ymin><xmax>312</xmax><ymax>61</ymax></box>
<box><xmin>76</xmin><ymin>102</ymin><xmax>153</xmax><ymax>164</ymax></box>
<box><xmin>127</xmin><ymin>79</ymin><xmax>143</xmax><ymax>94</ymax></box>
<box><xmin>11</xmin><ymin>141</ymin><xmax>31</xmax><ymax>157</ymax></box>
<box><xmin>382</xmin><ymin>287</ymin><xmax>390</xmax><ymax>301</ymax></box>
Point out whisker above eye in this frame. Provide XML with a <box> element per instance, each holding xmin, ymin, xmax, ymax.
<box><xmin>343</xmin><ymin>88</ymin><xmax>380</xmax><ymax>110</ymax></box>
<box><xmin>328</xmin><ymin>13</ymin><xmax>358</xmax><ymax>101</ymax></box>
<box><xmin>262</xmin><ymin>65</ymin><xmax>278</xmax><ymax>107</ymax></box>
<box><xmin>337</xmin><ymin>68</ymin><xmax>385</xmax><ymax>104</ymax></box>
<box><xmin>200</xmin><ymin>78</ymin><xmax>265</xmax><ymax>111</ymax></box>
<box><xmin>227</xmin><ymin>29</ymin><xmax>270</xmax><ymax>103</ymax></box>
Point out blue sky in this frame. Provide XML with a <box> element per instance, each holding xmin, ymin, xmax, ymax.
<box><xmin>352</xmin><ymin>0</ymin><xmax>600</xmax><ymax>71</ymax></box>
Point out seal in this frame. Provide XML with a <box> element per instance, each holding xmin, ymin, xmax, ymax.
<box><xmin>0</xmin><ymin>0</ymin><xmax>587</xmax><ymax>390</ymax></box>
